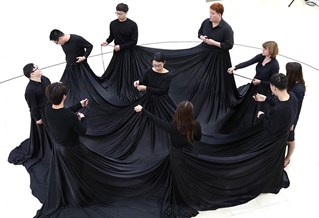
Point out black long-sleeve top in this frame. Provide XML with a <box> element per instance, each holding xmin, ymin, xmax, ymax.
<box><xmin>106</xmin><ymin>18</ymin><xmax>138</xmax><ymax>50</ymax></box>
<box><xmin>142</xmin><ymin>109</ymin><xmax>202</xmax><ymax>150</ymax></box>
<box><xmin>258</xmin><ymin>92</ymin><xmax>298</xmax><ymax>136</ymax></box>
<box><xmin>235</xmin><ymin>54</ymin><xmax>279</xmax><ymax>94</ymax></box>
<box><xmin>45</xmin><ymin>103</ymin><xmax>87</xmax><ymax>147</ymax></box>
<box><xmin>198</xmin><ymin>18</ymin><xmax>234</xmax><ymax>50</ymax></box>
<box><xmin>62</xmin><ymin>34</ymin><xmax>93</xmax><ymax>64</ymax></box>
<box><xmin>139</xmin><ymin>68</ymin><xmax>172</xmax><ymax>95</ymax></box>
<box><xmin>290</xmin><ymin>82</ymin><xmax>305</xmax><ymax>125</ymax></box>
<box><xmin>25</xmin><ymin>76</ymin><xmax>51</xmax><ymax>121</ymax></box>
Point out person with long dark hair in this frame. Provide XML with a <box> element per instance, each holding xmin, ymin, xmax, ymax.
<box><xmin>284</xmin><ymin>62</ymin><xmax>306</xmax><ymax>167</ymax></box>
<box><xmin>134</xmin><ymin>100</ymin><xmax>202</xmax><ymax>217</ymax></box>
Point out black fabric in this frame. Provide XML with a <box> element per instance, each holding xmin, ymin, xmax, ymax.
<box><xmin>9</xmin><ymin>42</ymin><xmax>294</xmax><ymax>218</ymax></box>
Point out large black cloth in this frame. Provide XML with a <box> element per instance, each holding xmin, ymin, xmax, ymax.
<box><xmin>10</xmin><ymin>42</ymin><xmax>294</xmax><ymax>218</ymax></box>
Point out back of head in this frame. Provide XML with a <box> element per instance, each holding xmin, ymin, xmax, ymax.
<box><xmin>270</xmin><ymin>73</ymin><xmax>287</xmax><ymax>91</ymax></box>
<box><xmin>45</xmin><ymin>82</ymin><xmax>68</xmax><ymax>105</ymax></box>
<box><xmin>210</xmin><ymin>3</ymin><xmax>224</xmax><ymax>15</ymax></box>
<box><xmin>23</xmin><ymin>63</ymin><xmax>35</xmax><ymax>78</ymax></box>
<box><xmin>116</xmin><ymin>3</ymin><xmax>129</xmax><ymax>12</ymax></box>
<box><xmin>49</xmin><ymin>29</ymin><xmax>64</xmax><ymax>41</ymax></box>
<box><xmin>152</xmin><ymin>51</ymin><xmax>165</xmax><ymax>63</ymax></box>
<box><xmin>286</xmin><ymin>62</ymin><xmax>305</xmax><ymax>91</ymax></box>
<box><xmin>174</xmin><ymin>101</ymin><xmax>194</xmax><ymax>126</ymax></box>
<box><xmin>262</xmin><ymin>41</ymin><xmax>279</xmax><ymax>58</ymax></box>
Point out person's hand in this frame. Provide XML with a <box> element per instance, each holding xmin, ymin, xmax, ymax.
<box><xmin>133</xmin><ymin>80</ymin><xmax>139</xmax><ymax>87</ymax></box>
<box><xmin>80</xmin><ymin>98</ymin><xmax>89</xmax><ymax>107</ymax></box>
<box><xmin>76</xmin><ymin>56</ymin><xmax>86</xmax><ymax>63</ymax></box>
<box><xmin>227</xmin><ymin>67</ymin><xmax>235</xmax><ymax>74</ymax></box>
<box><xmin>77</xmin><ymin>112</ymin><xmax>85</xmax><ymax>120</ymax></box>
<box><xmin>200</xmin><ymin>35</ymin><xmax>208</xmax><ymax>41</ymax></box>
<box><xmin>36</xmin><ymin>119</ymin><xmax>43</xmax><ymax>125</ymax></box>
<box><xmin>101</xmin><ymin>42</ymin><xmax>108</xmax><ymax>46</ymax></box>
<box><xmin>134</xmin><ymin>105</ymin><xmax>143</xmax><ymax>112</ymax></box>
<box><xmin>136</xmin><ymin>85</ymin><xmax>146</xmax><ymax>91</ymax></box>
<box><xmin>253</xmin><ymin>93</ymin><xmax>266</xmax><ymax>102</ymax></box>
<box><xmin>252</xmin><ymin>79</ymin><xmax>261</xmax><ymax>85</ymax></box>
<box><xmin>257</xmin><ymin>111</ymin><xmax>264</xmax><ymax>118</ymax></box>
<box><xmin>114</xmin><ymin>45</ymin><xmax>120</xmax><ymax>51</ymax></box>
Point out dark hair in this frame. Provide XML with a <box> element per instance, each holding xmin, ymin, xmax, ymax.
<box><xmin>262</xmin><ymin>41</ymin><xmax>279</xmax><ymax>59</ymax></box>
<box><xmin>286</xmin><ymin>62</ymin><xmax>306</xmax><ymax>92</ymax></box>
<box><xmin>173</xmin><ymin>101</ymin><xmax>197</xmax><ymax>143</ymax></box>
<box><xmin>49</xmin><ymin>29</ymin><xmax>64</xmax><ymax>41</ymax></box>
<box><xmin>45</xmin><ymin>82</ymin><xmax>68</xmax><ymax>105</ymax></box>
<box><xmin>116</xmin><ymin>3</ymin><xmax>129</xmax><ymax>12</ymax></box>
<box><xmin>152</xmin><ymin>52</ymin><xmax>165</xmax><ymax>63</ymax></box>
<box><xmin>210</xmin><ymin>3</ymin><xmax>224</xmax><ymax>15</ymax></box>
<box><xmin>23</xmin><ymin>63</ymin><xmax>35</xmax><ymax>78</ymax></box>
<box><xmin>270</xmin><ymin>73</ymin><xmax>287</xmax><ymax>91</ymax></box>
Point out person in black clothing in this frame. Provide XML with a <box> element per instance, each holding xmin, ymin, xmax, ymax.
<box><xmin>254</xmin><ymin>73</ymin><xmax>298</xmax><ymax>138</ymax></box>
<box><xmin>101</xmin><ymin>3</ymin><xmax>138</xmax><ymax>52</ymax></box>
<box><xmin>133</xmin><ymin>51</ymin><xmax>172</xmax><ymax>98</ymax></box>
<box><xmin>198</xmin><ymin>2</ymin><xmax>234</xmax><ymax>50</ymax></box>
<box><xmin>8</xmin><ymin>63</ymin><xmax>51</xmax><ymax>164</ymax></box>
<box><xmin>100</xmin><ymin>3</ymin><xmax>141</xmax><ymax>101</ymax></box>
<box><xmin>284</xmin><ymin>62</ymin><xmax>306</xmax><ymax>167</ymax></box>
<box><xmin>49</xmin><ymin>29</ymin><xmax>100</xmax><ymax>105</ymax></box>
<box><xmin>134</xmin><ymin>100</ymin><xmax>202</xmax><ymax>217</ymax></box>
<box><xmin>219</xmin><ymin>41</ymin><xmax>280</xmax><ymax>134</ymax></box>
<box><xmin>8</xmin><ymin>63</ymin><xmax>52</xmax><ymax>202</ymax></box>
<box><xmin>44</xmin><ymin>82</ymin><xmax>88</xmax><ymax>146</ymax></box>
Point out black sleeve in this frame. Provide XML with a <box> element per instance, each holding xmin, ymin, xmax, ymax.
<box><xmin>25</xmin><ymin>92</ymin><xmax>41</xmax><ymax>121</ymax></box>
<box><xmin>142</xmin><ymin>109</ymin><xmax>175</xmax><ymax>133</ymax></box>
<box><xmin>78</xmin><ymin>35</ymin><xmax>93</xmax><ymax>58</ymax></box>
<box><xmin>68</xmin><ymin>102</ymin><xmax>83</xmax><ymax>112</ymax></box>
<box><xmin>235</xmin><ymin>54</ymin><xmax>262</xmax><ymax>70</ymax></box>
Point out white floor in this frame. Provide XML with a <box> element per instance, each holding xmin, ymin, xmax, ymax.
<box><xmin>1</xmin><ymin>0</ymin><xmax>319</xmax><ymax>217</ymax></box>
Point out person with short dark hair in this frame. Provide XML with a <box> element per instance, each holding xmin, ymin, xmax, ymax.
<box><xmin>284</xmin><ymin>62</ymin><xmax>306</xmax><ymax>167</ymax></box>
<box><xmin>45</xmin><ymin>82</ymin><xmax>88</xmax><ymax>147</ymax></box>
<box><xmin>49</xmin><ymin>29</ymin><xmax>100</xmax><ymax>105</ymax></box>
<box><xmin>8</xmin><ymin>63</ymin><xmax>51</xmax><ymax>164</ymax></box>
<box><xmin>8</xmin><ymin>63</ymin><xmax>52</xmax><ymax>203</ymax></box>
<box><xmin>254</xmin><ymin>73</ymin><xmax>298</xmax><ymax>137</ymax></box>
<box><xmin>100</xmin><ymin>3</ymin><xmax>140</xmax><ymax>101</ymax></box>
<box><xmin>101</xmin><ymin>3</ymin><xmax>137</xmax><ymax>52</ymax></box>
<box><xmin>133</xmin><ymin>52</ymin><xmax>172</xmax><ymax>97</ymax></box>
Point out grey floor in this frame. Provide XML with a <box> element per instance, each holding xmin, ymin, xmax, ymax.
<box><xmin>1</xmin><ymin>0</ymin><xmax>318</xmax><ymax>217</ymax></box>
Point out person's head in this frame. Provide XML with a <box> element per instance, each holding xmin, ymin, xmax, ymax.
<box><xmin>173</xmin><ymin>101</ymin><xmax>197</xmax><ymax>143</ymax></box>
<box><xmin>23</xmin><ymin>63</ymin><xmax>41</xmax><ymax>79</ymax></box>
<box><xmin>115</xmin><ymin>3</ymin><xmax>128</xmax><ymax>20</ymax></box>
<box><xmin>262</xmin><ymin>41</ymin><xmax>279</xmax><ymax>59</ymax></box>
<box><xmin>270</xmin><ymin>73</ymin><xmax>288</xmax><ymax>92</ymax></box>
<box><xmin>152</xmin><ymin>52</ymin><xmax>166</xmax><ymax>70</ymax></box>
<box><xmin>286</xmin><ymin>62</ymin><xmax>306</xmax><ymax>92</ymax></box>
<box><xmin>210</xmin><ymin>3</ymin><xmax>224</xmax><ymax>22</ymax></box>
<box><xmin>49</xmin><ymin>29</ymin><xmax>65</xmax><ymax>45</ymax></box>
<box><xmin>45</xmin><ymin>82</ymin><xmax>68</xmax><ymax>105</ymax></box>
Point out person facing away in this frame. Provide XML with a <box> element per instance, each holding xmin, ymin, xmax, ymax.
<box><xmin>254</xmin><ymin>73</ymin><xmax>298</xmax><ymax>139</ymax></box>
<box><xmin>284</xmin><ymin>62</ymin><xmax>306</xmax><ymax>167</ymax></box>
<box><xmin>134</xmin><ymin>100</ymin><xmax>202</xmax><ymax>150</ymax></box>
<box><xmin>101</xmin><ymin>3</ymin><xmax>138</xmax><ymax>52</ymax></box>
<box><xmin>45</xmin><ymin>82</ymin><xmax>88</xmax><ymax>147</ymax></box>
<box><xmin>133</xmin><ymin>51</ymin><xmax>171</xmax><ymax>97</ymax></box>
<box><xmin>198</xmin><ymin>2</ymin><xmax>234</xmax><ymax>50</ymax></box>
<box><xmin>228</xmin><ymin>41</ymin><xmax>280</xmax><ymax>96</ymax></box>
<box><xmin>49</xmin><ymin>29</ymin><xmax>93</xmax><ymax>66</ymax></box>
